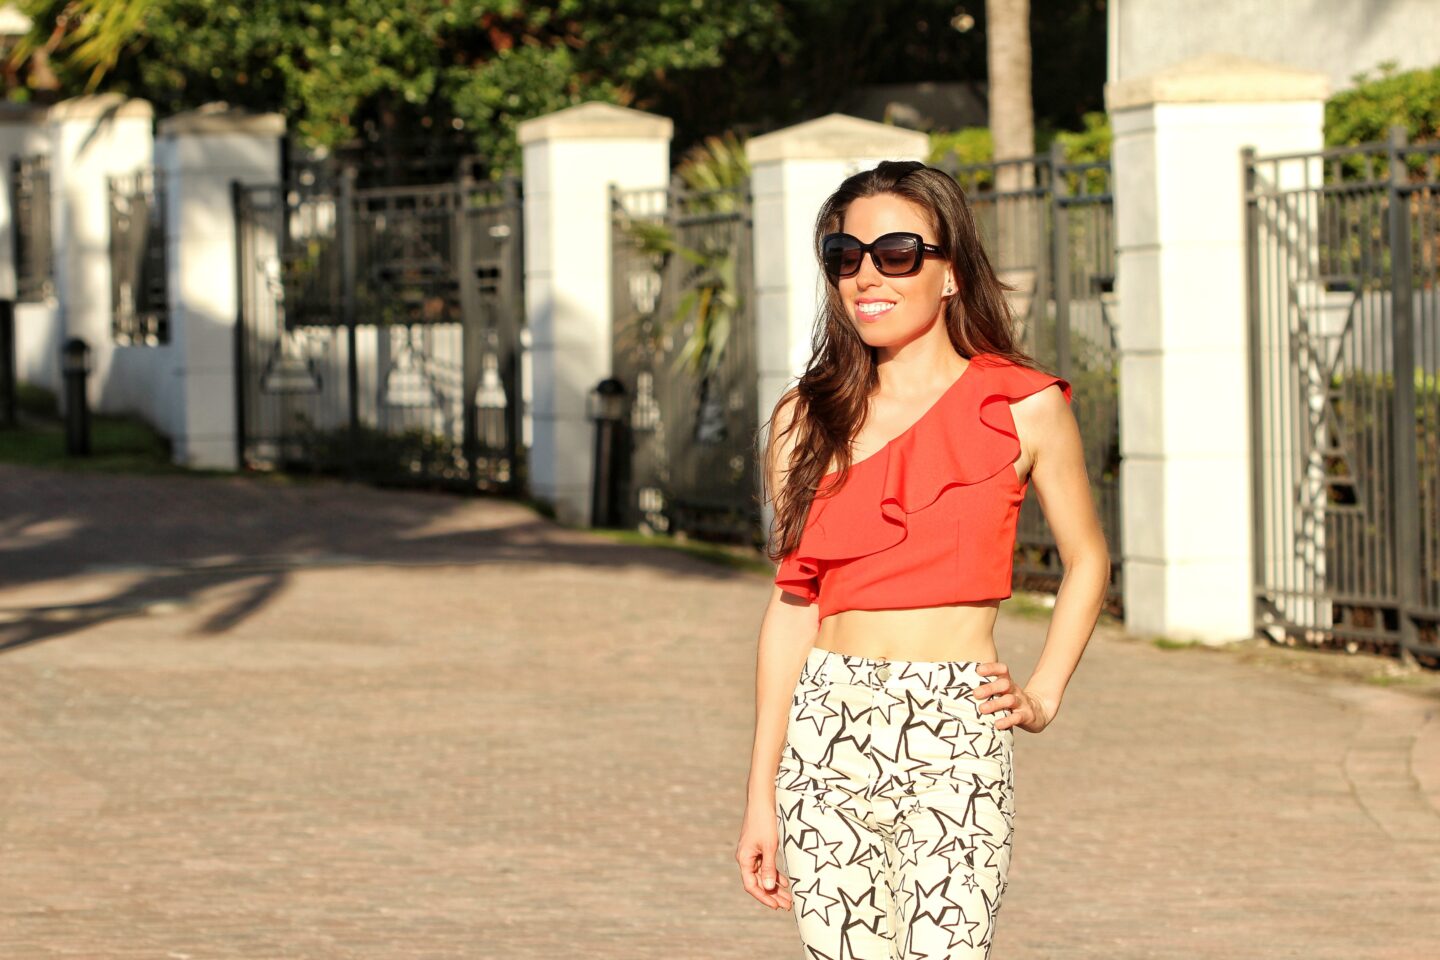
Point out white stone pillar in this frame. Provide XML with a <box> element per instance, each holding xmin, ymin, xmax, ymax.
<box><xmin>746</xmin><ymin>114</ymin><xmax>929</xmax><ymax>527</ymax></box>
<box><xmin>155</xmin><ymin>105</ymin><xmax>284</xmax><ymax>470</ymax></box>
<box><xmin>0</xmin><ymin>103</ymin><xmax>58</xmax><ymax>394</ymax></box>
<box><xmin>518</xmin><ymin>102</ymin><xmax>672</xmax><ymax>526</ymax></box>
<box><xmin>46</xmin><ymin>95</ymin><xmax>154</xmax><ymax>413</ymax></box>
<box><xmin>1107</xmin><ymin>55</ymin><xmax>1328</xmax><ymax>642</ymax></box>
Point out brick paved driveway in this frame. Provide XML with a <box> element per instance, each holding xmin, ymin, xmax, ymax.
<box><xmin>1</xmin><ymin>463</ymin><xmax>1437</xmax><ymax>959</ymax></box>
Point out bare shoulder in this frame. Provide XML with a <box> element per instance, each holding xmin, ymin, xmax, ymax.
<box><xmin>1009</xmin><ymin>382</ymin><xmax>1077</xmax><ymax>465</ymax></box>
<box><xmin>1009</xmin><ymin>381</ymin><xmax>1071</xmax><ymax>426</ymax></box>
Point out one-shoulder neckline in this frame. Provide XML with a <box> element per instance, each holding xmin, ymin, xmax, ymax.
<box><xmin>821</xmin><ymin>355</ymin><xmax>985</xmax><ymax>479</ymax></box>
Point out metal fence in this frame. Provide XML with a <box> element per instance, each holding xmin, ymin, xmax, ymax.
<box><xmin>108</xmin><ymin>169</ymin><xmax>169</xmax><ymax>345</ymax></box>
<box><xmin>234</xmin><ymin>168</ymin><xmax>525</xmax><ymax>492</ymax></box>
<box><xmin>1246</xmin><ymin>130</ymin><xmax>1440</xmax><ymax>662</ymax></box>
<box><xmin>940</xmin><ymin>145</ymin><xmax>1123</xmax><ymax>611</ymax></box>
<box><xmin>609</xmin><ymin>179</ymin><xmax>760</xmax><ymax>542</ymax></box>
<box><xmin>9</xmin><ymin>154</ymin><xmax>52</xmax><ymax>303</ymax></box>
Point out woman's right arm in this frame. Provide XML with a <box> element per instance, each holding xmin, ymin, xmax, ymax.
<box><xmin>737</xmin><ymin>586</ymin><xmax>818</xmax><ymax>910</ymax></box>
<box><xmin>736</xmin><ymin>392</ymin><xmax>819</xmax><ymax>911</ymax></box>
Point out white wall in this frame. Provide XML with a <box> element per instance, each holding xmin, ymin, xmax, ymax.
<box><xmin>1109</xmin><ymin>0</ymin><xmax>1440</xmax><ymax>92</ymax></box>
<box><xmin>46</xmin><ymin>95</ymin><xmax>155</xmax><ymax>418</ymax></box>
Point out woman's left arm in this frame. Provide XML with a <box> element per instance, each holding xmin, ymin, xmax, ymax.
<box><xmin>999</xmin><ymin>384</ymin><xmax>1111</xmax><ymax>733</ymax></box>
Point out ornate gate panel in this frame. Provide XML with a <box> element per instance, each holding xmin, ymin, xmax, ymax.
<box><xmin>1246</xmin><ymin>135</ymin><xmax>1440</xmax><ymax>661</ymax></box>
<box><xmin>234</xmin><ymin>171</ymin><xmax>524</xmax><ymax>491</ymax></box>
<box><xmin>609</xmin><ymin>181</ymin><xmax>759</xmax><ymax>542</ymax></box>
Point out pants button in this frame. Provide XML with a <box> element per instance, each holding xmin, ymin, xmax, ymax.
<box><xmin>876</xmin><ymin>665</ymin><xmax>891</xmax><ymax>681</ymax></box>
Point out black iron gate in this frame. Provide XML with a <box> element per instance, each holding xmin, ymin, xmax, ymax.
<box><xmin>234</xmin><ymin>169</ymin><xmax>525</xmax><ymax>492</ymax></box>
<box><xmin>608</xmin><ymin>179</ymin><xmax>759</xmax><ymax>542</ymax></box>
<box><xmin>1246</xmin><ymin>131</ymin><xmax>1440</xmax><ymax>662</ymax></box>
<box><xmin>942</xmin><ymin>145</ymin><xmax>1123</xmax><ymax>611</ymax></box>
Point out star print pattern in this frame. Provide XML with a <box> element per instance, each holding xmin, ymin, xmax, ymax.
<box><xmin>774</xmin><ymin>647</ymin><xmax>1015</xmax><ymax>959</ymax></box>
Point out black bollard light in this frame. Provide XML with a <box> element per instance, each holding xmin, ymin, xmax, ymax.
<box><xmin>61</xmin><ymin>336</ymin><xmax>91</xmax><ymax>456</ymax></box>
<box><xmin>0</xmin><ymin>299</ymin><xmax>14</xmax><ymax>429</ymax></box>
<box><xmin>587</xmin><ymin>377</ymin><xmax>628</xmax><ymax>528</ymax></box>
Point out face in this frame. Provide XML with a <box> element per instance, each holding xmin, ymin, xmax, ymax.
<box><xmin>831</xmin><ymin>193</ymin><xmax>955</xmax><ymax>343</ymax></box>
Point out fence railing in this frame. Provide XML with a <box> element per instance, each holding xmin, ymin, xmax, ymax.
<box><xmin>1246</xmin><ymin>129</ymin><xmax>1440</xmax><ymax>662</ymax></box>
<box><xmin>941</xmin><ymin>145</ymin><xmax>1123</xmax><ymax>611</ymax></box>
<box><xmin>9</xmin><ymin>154</ymin><xmax>53</xmax><ymax>303</ymax></box>
<box><xmin>108</xmin><ymin>169</ymin><xmax>169</xmax><ymax>345</ymax></box>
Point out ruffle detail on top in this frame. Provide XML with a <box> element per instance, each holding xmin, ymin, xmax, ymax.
<box><xmin>773</xmin><ymin>552</ymin><xmax>821</xmax><ymax>602</ymax></box>
<box><xmin>788</xmin><ymin>354</ymin><xmax>1072</xmax><ymax>564</ymax></box>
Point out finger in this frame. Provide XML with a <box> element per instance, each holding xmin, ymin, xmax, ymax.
<box><xmin>759</xmin><ymin>847</ymin><xmax>780</xmax><ymax>894</ymax></box>
<box><xmin>741</xmin><ymin>869</ymin><xmax>782</xmax><ymax>909</ymax></box>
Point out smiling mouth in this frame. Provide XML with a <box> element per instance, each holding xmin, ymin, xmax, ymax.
<box><xmin>856</xmin><ymin>301</ymin><xmax>895</xmax><ymax>318</ymax></box>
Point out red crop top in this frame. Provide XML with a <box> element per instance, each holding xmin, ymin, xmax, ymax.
<box><xmin>773</xmin><ymin>353</ymin><xmax>1071</xmax><ymax>621</ymax></box>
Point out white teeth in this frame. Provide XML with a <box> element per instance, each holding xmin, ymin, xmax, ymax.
<box><xmin>858</xmin><ymin>302</ymin><xmax>894</xmax><ymax>315</ymax></box>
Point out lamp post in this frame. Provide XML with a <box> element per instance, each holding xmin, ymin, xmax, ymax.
<box><xmin>587</xmin><ymin>377</ymin><xmax>628</xmax><ymax>528</ymax></box>
<box><xmin>61</xmin><ymin>336</ymin><xmax>90</xmax><ymax>456</ymax></box>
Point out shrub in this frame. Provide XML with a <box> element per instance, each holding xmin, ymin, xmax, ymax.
<box><xmin>1326</xmin><ymin>60</ymin><xmax>1440</xmax><ymax>147</ymax></box>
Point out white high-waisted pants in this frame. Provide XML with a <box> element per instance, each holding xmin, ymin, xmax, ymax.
<box><xmin>775</xmin><ymin>646</ymin><xmax>1016</xmax><ymax>959</ymax></box>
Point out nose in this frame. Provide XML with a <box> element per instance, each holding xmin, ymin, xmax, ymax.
<box><xmin>852</xmin><ymin>250</ymin><xmax>885</xmax><ymax>288</ymax></box>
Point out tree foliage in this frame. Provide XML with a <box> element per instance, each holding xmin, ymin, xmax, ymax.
<box><xmin>10</xmin><ymin>1</ymin><xmax>790</xmax><ymax>174</ymax></box>
<box><xmin>6</xmin><ymin>1</ymin><xmax>1112</xmax><ymax>177</ymax></box>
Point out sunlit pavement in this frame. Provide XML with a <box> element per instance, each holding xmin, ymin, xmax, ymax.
<box><xmin>1</xmin><ymin>462</ymin><xmax>1437</xmax><ymax>959</ymax></box>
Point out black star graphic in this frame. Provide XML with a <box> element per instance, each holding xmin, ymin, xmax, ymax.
<box><xmin>945</xmin><ymin>723</ymin><xmax>989</xmax><ymax>760</ymax></box>
<box><xmin>838</xmin><ymin>885</ymin><xmax>887</xmax><ymax>937</ymax></box>
<box><xmin>819</xmin><ymin>700</ymin><xmax>873</xmax><ymax>768</ymax></box>
<box><xmin>932</xmin><ymin>835</ymin><xmax>977</xmax><ymax>874</ymax></box>
<box><xmin>909</xmin><ymin>873</ymin><xmax>971</xmax><ymax>929</ymax></box>
<box><xmin>800</xmin><ymin>830</ymin><xmax>845</xmax><ymax>870</ymax></box>
<box><xmin>794</xmin><ymin>690</ymin><xmax>841</xmax><ymax>736</ymax></box>
<box><xmin>976</xmin><ymin>832</ymin><xmax>1007</xmax><ymax>872</ymax></box>
<box><xmin>869</xmin><ymin>684</ymin><xmax>910</xmax><ymax>723</ymax></box>
<box><xmin>794</xmin><ymin>877</ymin><xmax>840</xmax><ymax>924</ymax></box>
<box><xmin>944</xmin><ymin>912</ymin><xmax>984</xmax><ymax>950</ymax></box>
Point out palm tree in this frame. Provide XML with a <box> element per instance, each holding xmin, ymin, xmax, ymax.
<box><xmin>986</xmin><ymin>0</ymin><xmax>1035</xmax><ymax>191</ymax></box>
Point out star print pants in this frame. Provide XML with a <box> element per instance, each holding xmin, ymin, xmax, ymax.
<box><xmin>774</xmin><ymin>646</ymin><xmax>1015</xmax><ymax>960</ymax></box>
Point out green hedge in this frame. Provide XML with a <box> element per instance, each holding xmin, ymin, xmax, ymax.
<box><xmin>1326</xmin><ymin>61</ymin><xmax>1440</xmax><ymax>147</ymax></box>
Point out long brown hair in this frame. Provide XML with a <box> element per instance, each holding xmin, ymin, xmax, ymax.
<box><xmin>758</xmin><ymin>159</ymin><xmax>1037</xmax><ymax>564</ymax></box>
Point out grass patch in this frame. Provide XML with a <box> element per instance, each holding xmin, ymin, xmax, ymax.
<box><xmin>1152</xmin><ymin>636</ymin><xmax>1206</xmax><ymax>650</ymax></box>
<box><xmin>1002</xmin><ymin>591</ymin><xmax>1055</xmax><ymax>620</ymax></box>
<box><xmin>0</xmin><ymin>410</ymin><xmax>202</xmax><ymax>474</ymax></box>
<box><xmin>586</xmin><ymin>526</ymin><xmax>773</xmax><ymax>575</ymax></box>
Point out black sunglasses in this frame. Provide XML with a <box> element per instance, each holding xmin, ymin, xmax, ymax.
<box><xmin>821</xmin><ymin>231</ymin><xmax>944</xmax><ymax>278</ymax></box>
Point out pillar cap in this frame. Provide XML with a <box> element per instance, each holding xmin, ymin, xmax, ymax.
<box><xmin>158</xmin><ymin>102</ymin><xmax>286</xmax><ymax>137</ymax></box>
<box><xmin>1106</xmin><ymin>54</ymin><xmax>1329</xmax><ymax>111</ymax></box>
<box><xmin>48</xmin><ymin>93</ymin><xmax>153</xmax><ymax>121</ymax></box>
<box><xmin>745</xmin><ymin>112</ymin><xmax>929</xmax><ymax>164</ymax></box>
<box><xmin>518</xmin><ymin>102</ymin><xmax>672</xmax><ymax>145</ymax></box>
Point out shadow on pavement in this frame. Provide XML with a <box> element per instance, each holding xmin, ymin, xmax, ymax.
<box><xmin>0</xmin><ymin>462</ymin><xmax>752</xmax><ymax>652</ymax></box>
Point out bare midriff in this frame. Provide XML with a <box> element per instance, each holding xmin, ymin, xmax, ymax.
<box><xmin>812</xmin><ymin>600</ymin><xmax>1002</xmax><ymax>663</ymax></box>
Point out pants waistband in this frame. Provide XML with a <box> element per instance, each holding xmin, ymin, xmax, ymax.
<box><xmin>800</xmin><ymin>645</ymin><xmax>990</xmax><ymax>695</ymax></box>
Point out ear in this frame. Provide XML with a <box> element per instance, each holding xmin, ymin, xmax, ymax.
<box><xmin>942</xmin><ymin>268</ymin><xmax>958</xmax><ymax>297</ymax></box>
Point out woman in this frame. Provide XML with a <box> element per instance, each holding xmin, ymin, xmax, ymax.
<box><xmin>736</xmin><ymin>159</ymin><xmax>1110</xmax><ymax>959</ymax></box>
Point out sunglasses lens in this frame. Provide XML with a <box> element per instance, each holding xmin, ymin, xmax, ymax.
<box><xmin>873</xmin><ymin>234</ymin><xmax>920</xmax><ymax>274</ymax></box>
<box><xmin>823</xmin><ymin>236</ymin><xmax>862</xmax><ymax>276</ymax></box>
